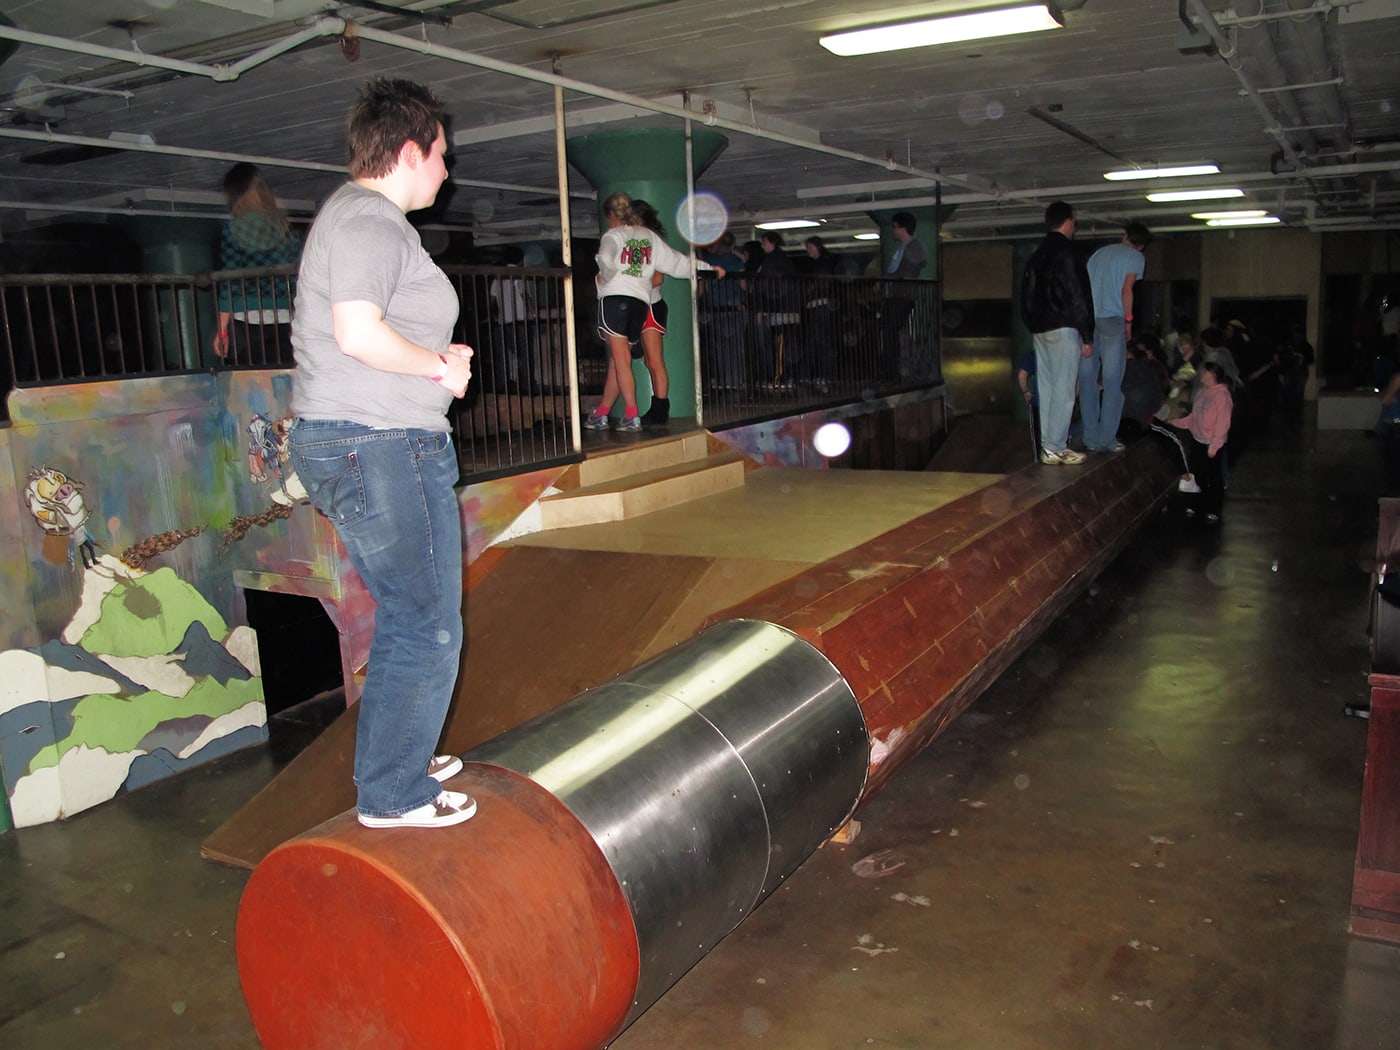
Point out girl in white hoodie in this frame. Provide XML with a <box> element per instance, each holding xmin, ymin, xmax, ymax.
<box><xmin>583</xmin><ymin>192</ymin><xmax>724</xmax><ymax>432</ymax></box>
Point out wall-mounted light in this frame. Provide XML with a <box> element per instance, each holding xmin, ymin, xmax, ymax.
<box><xmin>755</xmin><ymin>219</ymin><xmax>822</xmax><ymax>230</ymax></box>
<box><xmin>819</xmin><ymin>4</ymin><xmax>1064</xmax><ymax>57</ymax></box>
<box><xmin>1103</xmin><ymin>163</ymin><xmax>1220</xmax><ymax>181</ymax></box>
<box><xmin>1145</xmin><ymin>188</ymin><xmax>1245</xmax><ymax>202</ymax></box>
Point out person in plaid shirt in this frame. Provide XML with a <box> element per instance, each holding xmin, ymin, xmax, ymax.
<box><xmin>213</xmin><ymin>163</ymin><xmax>302</xmax><ymax>361</ymax></box>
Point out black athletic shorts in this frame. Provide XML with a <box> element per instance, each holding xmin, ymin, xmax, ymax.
<box><xmin>599</xmin><ymin>295</ymin><xmax>648</xmax><ymax>350</ymax></box>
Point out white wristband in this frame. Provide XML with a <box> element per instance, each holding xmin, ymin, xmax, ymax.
<box><xmin>429</xmin><ymin>353</ymin><xmax>448</xmax><ymax>383</ymax></box>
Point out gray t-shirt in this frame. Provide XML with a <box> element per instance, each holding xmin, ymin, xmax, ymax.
<box><xmin>290</xmin><ymin>182</ymin><xmax>459</xmax><ymax>431</ymax></box>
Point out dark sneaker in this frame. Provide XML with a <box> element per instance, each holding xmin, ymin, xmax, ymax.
<box><xmin>358</xmin><ymin>790</ymin><xmax>477</xmax><ymax>829</ymax></box>
<box><xmin>427</xmin><ymin>755</ymin><xmax>462</xmax><ymax>782</ymax></box>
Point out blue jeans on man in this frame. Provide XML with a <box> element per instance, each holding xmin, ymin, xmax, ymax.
<box><xmin>289</xmin><ymin>419</ymin><xmax>464</xmax><ymax>819</ymax></box>
<box><xmin>1079</xmin><ymin>315</ymin><xmax>1127</xmax><ymax>450</ymax></box>
<box><xmin>1033</xmin><ymin>327</ymin><xmax>1082</xmax><ymax>454</ymax></box>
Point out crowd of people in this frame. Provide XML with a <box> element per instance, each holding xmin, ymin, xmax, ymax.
<box><xmin>1019</xmin><ymin>199</ymin><xmax>1319</xmax><ymax>524</ymax></box>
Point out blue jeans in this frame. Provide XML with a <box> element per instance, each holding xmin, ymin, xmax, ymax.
<box><xmin>289</xmin><ymin>419</ymin><xmax>464</xmax><ymax>818</ymax></box>
<box><xmin>1033</xmin><ymin>327</ymin><xmax>1083</xmax><ymax>454</ymax></box>
<box><xmin>1079</xmin><ymin>316</ymin><xmax>1127</xmax><ymax>449</ymax></box>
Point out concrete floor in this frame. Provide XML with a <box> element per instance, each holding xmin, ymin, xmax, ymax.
<box><xmin>4</xmin><ymin>410</ymin><xmax>1399</xmax><ymax>1049</ymax></box>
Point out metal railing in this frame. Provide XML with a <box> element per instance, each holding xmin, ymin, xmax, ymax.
<box><xmin>1</xmin><ymin>272</ymin><xmax>210</xmax><ymax>388</ymax></box>
<box><xmin>697</xmin><ymin>272</ymin><xmax>940</xmax><ymax>427</ymax></box>
<box><xmin>2</xmin><ymin>265</ymin><xmax>941</xmax><ymax>475</ymax></box>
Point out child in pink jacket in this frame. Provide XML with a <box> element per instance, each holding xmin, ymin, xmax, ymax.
<box><xmin>1170</xmin><ymin>360</ymin><xmax>1233</xmax><ymax>522</ymax></box>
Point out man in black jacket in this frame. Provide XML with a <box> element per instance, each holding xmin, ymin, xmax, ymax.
<box><xmin>1020</xmin><ymin>201</ymin><xmax>1094</xmax><ymax>465</ymax></box>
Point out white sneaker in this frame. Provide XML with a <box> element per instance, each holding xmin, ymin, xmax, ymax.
<box><xmin>427</xmin><ymin>755</ymin><xmax>463</xmax><ymax>782</ymax></box>
<box><xmin>358</xmin><ymin>790</ymin><xmax>477</xmax><ymax>829</ymax></box>
<box><xmin>1178</xmin><ymin>475</ymin><xmax>1202</xmax><ymax>494</ymax></box>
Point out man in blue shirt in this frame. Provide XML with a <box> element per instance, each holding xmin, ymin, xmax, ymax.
<box><xmin>1081</xmin><ymin>223</ymin><xmax>1150</xmax><ymax>452</ymax></box>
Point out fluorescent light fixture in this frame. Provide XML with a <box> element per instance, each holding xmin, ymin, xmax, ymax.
<box><xmin>819</xmin><ymin>4</ymin><xmax>1063</xmax><ymax>57</ymax></box>
<box><xmin>1205</xmin><ymin>215</ymin><xmax>1282</xmax><ymax>227</ymax></box>
<box><xmin>854</xmin><ymin>232</ymin><xmax>881</xmax><ymax>240</ymax></box>
<box><xmin>1103</xmin><ymin>163</ymin><xmax>1220</xmax><ymax>181</ymax></box>
<box><xmin>1190</xmin><ymin>209</ymin><xmax>1266</xmax><ymax>220</ymax></box>
<box><xmin>1145</xmin><ymin>188</ymin><xmax>1245</xmax><ymax>202</ymax></box>
<box><xmin>755</xmin><ymin>218</ymin><xmax>822</xmax><ymax>230</ymax></box>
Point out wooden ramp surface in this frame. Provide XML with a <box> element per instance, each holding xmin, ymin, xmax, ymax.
<box><xmin>203</xmin><ymin>465</ymin><xmax>996</xmax><ymax>868</ymax></box>
<box><xmin>929</xmin><ymin>412</ymin><xmax>1039</xmax><ymax>474</ymax></box>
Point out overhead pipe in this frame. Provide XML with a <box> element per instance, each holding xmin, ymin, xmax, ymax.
<box><xmin>1184</xmin><ymin>0</ymin><xmax>1310</xmax><ymax>175</ymax></box>
<box><xmin>1276</xmin><ymin>0</ymin><xmax>1352</xmax><ymax>154</ymax></box>
<box><xmin>0</xmin><ymin>126</ymin><xmax>575</xmax><ymax>199</ymax></box>
<box><xmin>0</xmin><ymin>22</ymin><xmax>230</xmax><ymax>79</ymax></box>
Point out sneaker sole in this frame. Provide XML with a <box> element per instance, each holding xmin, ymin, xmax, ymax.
<box><xmin>358</xmin><ymin>797</ymin><xmax>477</xmax><ymax>829</ymax></box>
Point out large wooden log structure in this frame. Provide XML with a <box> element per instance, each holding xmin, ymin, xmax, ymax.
<box><xmin>237</xmin><ymin>441</ymin><xmax>1179</xmax><ymax>1049</ymax></box>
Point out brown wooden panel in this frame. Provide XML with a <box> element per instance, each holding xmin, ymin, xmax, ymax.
<box><xmin>1352</xmin><ymin>675</ymin><xmax>1400</xmax><ymax>944</ymax></box>
<box><xmin>1356</xmin><ymin>680</ymin><xmax>1400</xmax><ymax>872</ymax></box>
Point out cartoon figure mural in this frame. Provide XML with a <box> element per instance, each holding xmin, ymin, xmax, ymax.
<box><xmin>24</xmin><ymin>467</ymin><xmax>99</xmax><ymax>567</ymax></box>
<box><xmin>245</xmin><ymin>413</ymin><xmax>306</xmax><ymax>506</ymax></box>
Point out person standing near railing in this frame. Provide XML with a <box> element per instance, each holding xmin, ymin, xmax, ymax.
<box><xmin>802</xmin><ymin>235</ymin><xmax>840</xmax><ymax>389</ymax></box>
<box><xmin>879</xmin><ymin>211</ymin><xmax>926</xmax><ymax>379</ymax></box>
<box><xmin>287</xmin><ymin>77</ymin><xmax>477</xmax><ymax>830</ymax></box>
<box><xmin>755</xmin><ymin>231</ymin><xmax>795</xmax><ymax>389</ymax></box>
<box><xmin>700</xmin><ymin>230</ymin><xmax>746</xmax><ymax>394</ymax></box>
<box><xmin>213</xmin><ymin>162</ymin><xmax>302</xmax><ymax>362</ymax></box>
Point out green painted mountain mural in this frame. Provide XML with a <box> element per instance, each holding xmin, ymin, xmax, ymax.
<box><xmin>1</xmin><ymin>556</ymin><xmax>267</xmax><ymax>827</ymax></box>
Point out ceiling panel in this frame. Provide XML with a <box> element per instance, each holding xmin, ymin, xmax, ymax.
<box><xmin>0</xmin><ymin>0</ymin><xmax>1397</xmax><ymax>252</ymax></box>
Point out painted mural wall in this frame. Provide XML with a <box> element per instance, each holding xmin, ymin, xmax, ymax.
<box><xmin>0</xmin><ymin>373</ymin><xmax>320</xmax><ymax>828</ymax></box>
<box><xmin>0</xmin><ymin>369</ymin><xmax>566</xmax><ymax>830</ymax></box>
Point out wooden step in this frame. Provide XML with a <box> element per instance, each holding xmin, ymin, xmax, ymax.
<box><xmin>539</xmin><ymin>449</ymin><xmax>747</xmax><ymax>530</ymax></box>
<box><xmin>560</xmin><ymin>431</ymin><xmax>715</xmax><ymax>490</ymax></box>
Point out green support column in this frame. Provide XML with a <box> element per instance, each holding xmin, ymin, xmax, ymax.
<box><xmin>567</xmin><ymin>128</ymin><xmax>728</xmax><ymax>419</ymax></box>
<box><xmin>114</xmin><ymin>216</ymin><xmax>221</xmax><ymax>370</ymax></box>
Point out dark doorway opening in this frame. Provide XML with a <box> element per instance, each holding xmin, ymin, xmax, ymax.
<box><xmin>1209</xmin><ymin>296</ymin><xmax>1307</xmax><ymax>346</ymax></box>
<box><xmin>244</xmin><ymin>590</ymin><xmax>345</xmax><ymax>754</ymax></box>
